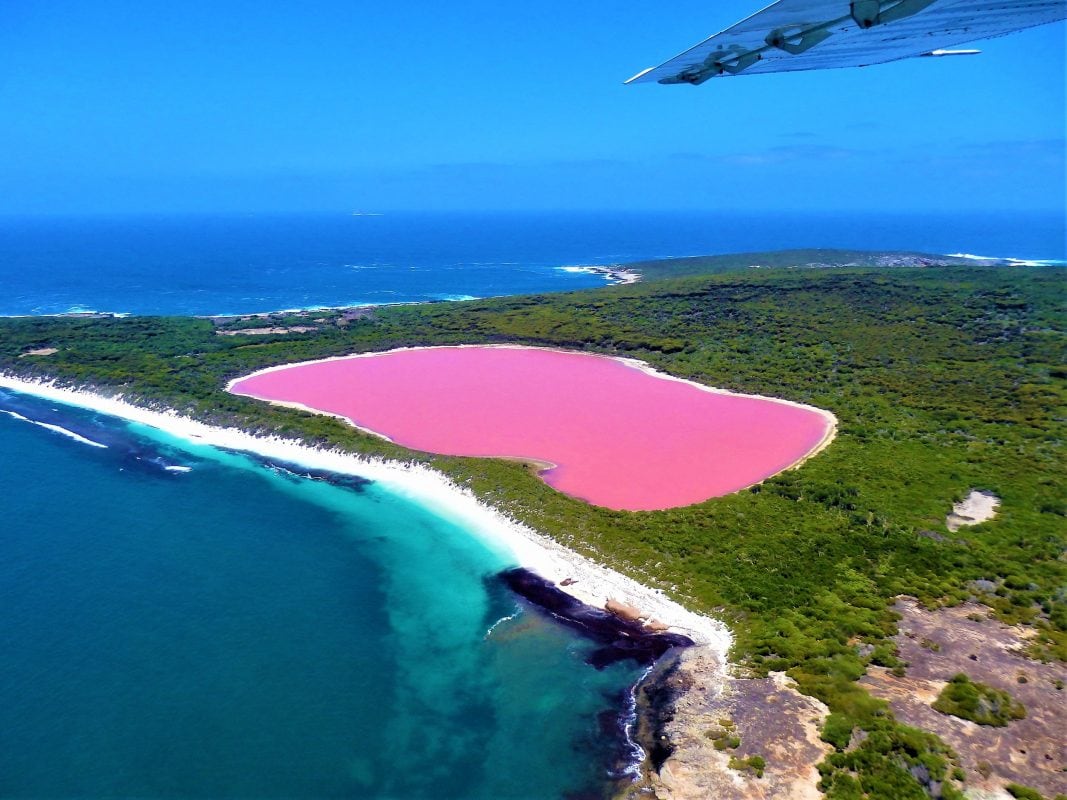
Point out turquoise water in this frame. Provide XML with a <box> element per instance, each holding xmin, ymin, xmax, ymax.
<box><xmin>0</xmin><ymin>392</ymin><xmax>643</xmax><ymax>798</ymax></box>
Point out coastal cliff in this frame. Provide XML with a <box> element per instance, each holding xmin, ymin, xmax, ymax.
<box><xmin>624</xmin><ymin>648</ymin><xmax>830</xmax><ymax>800</ymax></box>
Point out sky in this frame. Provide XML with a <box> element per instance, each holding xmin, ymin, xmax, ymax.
<box><xmin>2</xmin><ymin>1</ymin><xmax>1064</xmax><ymax>214</ymax></box>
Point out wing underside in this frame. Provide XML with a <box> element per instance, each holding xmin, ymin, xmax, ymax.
<box><xmin>627</xmin><ymin>0</ymin><xmax>1067</xmax><ymax>84</ymax></box>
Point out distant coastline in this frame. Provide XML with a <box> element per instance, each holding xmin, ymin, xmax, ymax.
<box><xmin>557</xmin><ymin>264</ymin><xmax>642</xmax><ymax>285</ymax></box>
<box><xmin>3</xmin><ymin>248</ymin><xmax>1062</xmax><ymax>321</ymax></box>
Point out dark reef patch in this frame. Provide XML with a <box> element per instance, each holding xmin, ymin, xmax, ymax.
<box><xmin>498</xmin><ymin>567</ymin><xmax>693</xmax><ymax>668</ymax></box>
<box><xmin>256</xmin><ymin>459</ymin><xmax>371</xmax><ymax>491</ymax></box>
<box><xmin>632</xmin><ymin>651</ymin><xmax>689</xmax><ymax>772</ymax></box>
<box><xmin>499</xmin><ymin>567</ymin><xmax>696</xmax><ymax>797</ymax></box>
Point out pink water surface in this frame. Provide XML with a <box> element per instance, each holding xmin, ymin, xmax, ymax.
<box><xmin>229</xmin><ymin>347</ymin><xmax>831</xmax><ymax>511</ymax></box>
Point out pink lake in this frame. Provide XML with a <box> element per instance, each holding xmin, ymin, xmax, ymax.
<box><xmin>228</xmin><ymin>347</ymin><xmax>833</xmax><ymax>511</ymax></box>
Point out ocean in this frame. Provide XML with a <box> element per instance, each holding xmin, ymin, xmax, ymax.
<box><xmin>0</xmin><ymin>211</ymin><xmax>1063</xmax><ymax>798</ymax></box>
<box><xmin>1</xmin><ymin>211</ymin><xmax>1063</xmax><ymax>316</ymax></box>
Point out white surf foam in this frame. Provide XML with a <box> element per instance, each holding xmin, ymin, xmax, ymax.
<box><xmin>947</xmin><ymin>252</ymin><xmax>1065</xmax><ymax>267</ymax></box>
<box><xmin>1</xmin><ymin>408</ymin><xmax>108</xmax><ymax>448</ymax></box>
<box><xmin>484</xmin><ymin>610</ymin><xmax>521</xmax><ymax>640</ymax></box>
<box><xmin>430</xmin><ymin>294</ymin><xmax>479</xmax><ymax>302</ymax></box>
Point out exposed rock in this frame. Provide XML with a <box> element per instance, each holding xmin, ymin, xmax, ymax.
<box><xmin>860</xmin><ymin>597</ymin><xmax>1067</xmax><ymax>798</ymax></box>
<box><xmin>622</xmin><ymin>647</ymin><xmax>831</xmax><ymax>800</ymax></box>
<box><xmin>500</xmin><ymin>569</ymin><xmax>693</xmax><ymax>669</ymax></box>
<box><xmin>606</xmin><ymin>598</ymin><xmax>644</xmax><ymax>622</ymax></box>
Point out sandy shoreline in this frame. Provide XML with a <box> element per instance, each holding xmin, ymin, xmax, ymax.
<box><xmin>0</xmin><ymin>372</ymin><xmax>730</xmax><ymax>649</ymax></box>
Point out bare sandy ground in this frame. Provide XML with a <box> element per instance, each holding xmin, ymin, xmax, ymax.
<box><xmin>861</xmin><ymin>597</ymin><xmax>1067</xmax><ymax>798</ymax></box>
<box><xmin>947</xmin><ymin>490</ymin><xmax>1001</xmax><ymax>532</ymax></box>
<box><xmin>215</xmin><ymin>326</ymin><xmax>318</xmax><ymax>336</ymax></box>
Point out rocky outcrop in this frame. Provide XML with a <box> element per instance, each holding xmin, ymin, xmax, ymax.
<box><xmin>861</xmin><ymin>598</ymin><xmax>1067</xmax><ymax>798</ymax></box>
<box><xmin>623</xmin><ymin>648</ymin><xmax>831</xmax><ymax>800</ymax></box>
<box><xmin>946</xmin><ymin>490</ymin><xmax>1000</xmax><ymax>532</ymax></box>
<box><xmin>498</xmin><ymin>568</ymin><xmax>694</xmax><ymax>668</ymax></box>
<box><xmin>606</xmin><ymin>599</ymin><xmax>644</xmax><ymax>622</ymax></box>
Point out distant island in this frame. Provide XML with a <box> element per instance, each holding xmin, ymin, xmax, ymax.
<box><xmin>1</xmin><ymin>250</ymin><xmax>1064</xmax><ymax>800</ymax></box>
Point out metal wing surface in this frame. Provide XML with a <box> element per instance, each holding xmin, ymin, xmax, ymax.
<box><xmin>627</xmin><ymin>0</ymin><xmax>1067</xmax><ymax>84</ymax></box>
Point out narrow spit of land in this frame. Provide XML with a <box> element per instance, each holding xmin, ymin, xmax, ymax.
<box><xmin>1</xmin><ymin>253</ymin><xmax>1064</xmax><ymax>800</ymax></box>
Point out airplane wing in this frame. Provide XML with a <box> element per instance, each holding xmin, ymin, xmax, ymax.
<box><xmin>626</xmin><ymin>0</ymin><xmax>1067</xmax><ymax>84</ymax></box>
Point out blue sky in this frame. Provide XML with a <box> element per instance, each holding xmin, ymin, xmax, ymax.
<box><xmin>2</xmin><ymin>1</ymin><xmax>1064</xmax><ymax>214</ymax></box>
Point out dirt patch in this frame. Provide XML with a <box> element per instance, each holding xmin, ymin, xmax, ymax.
<box><xmin>216</xmin><ymin>326</ymin><xmax>319</xmax><ymax>336</ymax></box>
<box><xmin>947</xmin><ymin>489</ymin><xmax>1000</xmax><ymax>532</ymax></box>
<box><xmin>860</xmin><ymin>597</ymin><xmax>1066</xmax><ymax>798</ymax></box>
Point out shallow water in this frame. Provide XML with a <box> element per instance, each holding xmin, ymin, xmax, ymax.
<box><xmin>0</xmin><ymin>390</ymin><xmax>644</xmax><ymax>798</ymax></box>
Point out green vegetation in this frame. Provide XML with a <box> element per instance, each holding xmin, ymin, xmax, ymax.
<box><xmin>818</xmin><ymin>719</ymin><xmax>964</xmax><ymax>799</ymax></box>
<box><xmin>1004</xmin><ymin>784</ymin><xmax>1067</xmax><ymax>800</ymax></box>
<box><xmin>705</xmin><ymin>718</ymin><xmax>741</xmax><ymax>750</ymax></box>
<box><xmin>728</xmin><ymin>754</ymin><xmax>766</xmax><ymax>778</ymax></box>
<box><xmin>2</xmin><ymin>262</ymin><xmax>1064</xmax><ymax>799</ymax></box>
<box><xmin>932</xmin><ymin>673</ymin><xmax>1026</xmax><ymax>726</ymax></box>
<box><xmin>714</xmin><ymin>734</ymin><xmax>741</xmax><ymax>751</ymax></box>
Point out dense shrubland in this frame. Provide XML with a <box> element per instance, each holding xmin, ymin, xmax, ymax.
<box><xmin>932</xmin><ymin>673</ymin><xmax>1027</xmax><ymax>726</ymax></box>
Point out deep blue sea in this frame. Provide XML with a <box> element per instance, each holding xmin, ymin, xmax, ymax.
<box><xmin>0</xmin><ymin>211</ymin><xmax>1064</xmax><ymax>797</ymax></box>
<box><xmin>1</xmin><ymin>211</ymin><xmax>1063</xmax><ymax>316</ymax></box>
